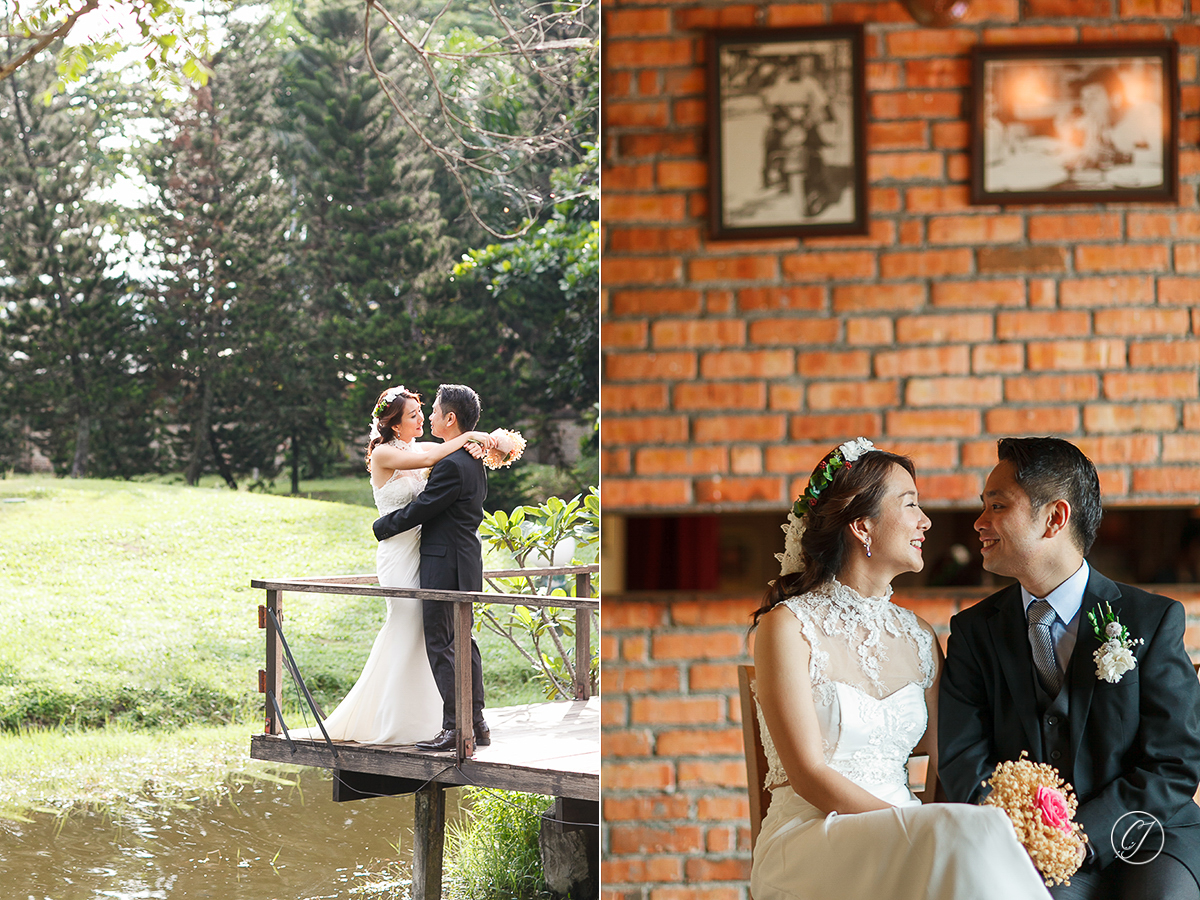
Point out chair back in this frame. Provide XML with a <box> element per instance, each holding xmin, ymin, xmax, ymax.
<box><xmin>737</xmin><ymin>665</ymin><xmax>772</xmax><ymax>849</ymax></box>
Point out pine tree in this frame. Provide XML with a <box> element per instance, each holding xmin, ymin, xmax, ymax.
<box><xmin>280</xmin><ymin>1</ymin><xmax>449</xmax><ymax>441</ymax></box>
<box><xmin>0</xmin><ymin>54</ymin><xmax>156</xmax><ymax>477</ymax></box>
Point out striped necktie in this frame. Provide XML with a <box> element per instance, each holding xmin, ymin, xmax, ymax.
<box><xmin>1028</xmin><ymin>599</ymin><xmax>1063</xmax><ymax>696</ymax></box>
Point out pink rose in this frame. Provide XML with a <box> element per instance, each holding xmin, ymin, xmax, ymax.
<box><xmin>1036</xmin><ymin>786</ymin><xmax>1072</xmax><ymax>832</ymax></box>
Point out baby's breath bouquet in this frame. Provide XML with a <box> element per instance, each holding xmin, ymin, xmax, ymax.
<box><xmin>982</xmin><ymin>752</ymin><xmax>1087</xmax><ymax>886</ymax></box>
<box><xmin>478</xmin><ymin>429</ymin><xmax>526</xmax><ymax>470</ymax></box>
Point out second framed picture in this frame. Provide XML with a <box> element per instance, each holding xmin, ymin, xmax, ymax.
<box><xmin>970</xmin><ymin>41</ymin><xmax>1178</xmax><ymax>205</ymax></box>
<box><xmin>707</xmin><ymin>26</ymin><xmax>867</xmax><ymax>240</ymax></box>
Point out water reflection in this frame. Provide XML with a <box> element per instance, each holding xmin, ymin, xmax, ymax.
<box><xmin>0</xmin><ymin>768</ymin><xmax>463</xmax><ymax>899</ymax></box>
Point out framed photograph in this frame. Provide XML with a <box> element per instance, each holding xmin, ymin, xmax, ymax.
<box><xmin>970</xmin><ymin>42</ymin><xmax>1178</xmax><ymax>205</ymax></box>
<box><xmin>707</xmin><ymin>26</ymin><xmax>867</xmax><ymax>239</ymax></box>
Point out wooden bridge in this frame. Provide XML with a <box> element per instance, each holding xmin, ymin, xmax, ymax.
<box><xmin>249</xmin><ymin>565</ymin><xmax>599</xmax><ymax>900</ymax></box>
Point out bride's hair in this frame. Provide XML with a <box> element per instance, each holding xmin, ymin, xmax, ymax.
<box><xmin>366</xmin><ymin>386</ymin><xmax>421</xmax><ymax>468</ymax></box>
<box><xmin>751</xmin><ymin>449</ymin><xmax>915</xmax><ymax>630</ymax></box>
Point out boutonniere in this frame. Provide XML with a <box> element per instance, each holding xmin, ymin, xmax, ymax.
<box><xmin>1087</xmin><ymin>602</ymin><xmax>1144</xmax><ymax>683</ymax></box>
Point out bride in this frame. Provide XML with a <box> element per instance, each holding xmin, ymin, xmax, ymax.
<box><xmin>291</xmin><ymin>385</ymin><xmax>494</xmax><ymax>745</ymax></box>
<box><xmin>749</xmin><ymin>438</ymin><xmax>1051</xmax><ymax>900</ymax></box>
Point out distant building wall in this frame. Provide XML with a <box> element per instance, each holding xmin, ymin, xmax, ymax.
<box><xmin>602</xmin><ymin>1</ymin><xmax>1200</xmax><ymax>516</ymax></box>
<box><xmin>602</xmin><ymin>2</ymin><xmax>1200</xmax><ymax>899</ymax></box>
<box><xmin>601</xmin><ymin>587</ymin><xmax>1200</xmax><ymax>900</ymax></box>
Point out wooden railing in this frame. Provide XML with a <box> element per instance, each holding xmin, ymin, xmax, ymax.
<box><xmin>254</xmin><ymin>564</ymin><xmax>598</xmax><ymax>762</ymax></box>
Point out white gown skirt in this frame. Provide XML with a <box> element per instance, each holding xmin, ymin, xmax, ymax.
<box><xmin>290</xmin><ymin>525</ymin><xmax>443</xmax><ymax>744</ymax></box>
<box><xmin>751</xmin><ymin>785</ymin><xmax>1052</xmax><ymax>900</ymax></box>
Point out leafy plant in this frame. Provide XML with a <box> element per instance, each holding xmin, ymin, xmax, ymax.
<box><xmin>445</xmin><ymin>787</ymin><xmax>552</xmax><ymax>900</ymax></box>
<box><xmin>477</xmin><ymin>489</ymin><xmax>599</xmax><ymax>700</ymax></box>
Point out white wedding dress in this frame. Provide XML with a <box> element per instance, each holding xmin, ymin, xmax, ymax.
<box><xmin>290</xmin><ymin>446</ymin><xmax>443</xmax><ymax>744</ymax></box>
<box><xmin>751</xmin><ymin>578</ymin><xmax>1051</xmax><ymax>900</ymax></box>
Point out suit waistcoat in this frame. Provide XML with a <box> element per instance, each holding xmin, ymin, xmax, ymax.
<box><xmin>1034</xmin><ymin>659</ymin><xmax>1072</xmax><ymax>774</ymax></box>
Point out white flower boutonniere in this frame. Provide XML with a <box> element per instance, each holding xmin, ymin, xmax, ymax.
<box><xmin>1087</xmin><ymin>602</ymin><xmax>1143</xmax><ymax>683</ymax></box>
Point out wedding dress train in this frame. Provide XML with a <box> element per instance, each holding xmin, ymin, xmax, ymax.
<box><xmin>751</xmin><ymin>578</ymin><xmax>1051</xmax><ymax>900</ymax></box>
<box><xmin>290</xmin><ymin>455</ymin><xmax>443</xmax><ymax>744</ymax></box>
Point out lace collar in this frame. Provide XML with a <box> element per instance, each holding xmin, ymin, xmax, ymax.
<box><xmin>783</xmin><ymin>576</ymin><xmax>926</xmax><ymax>697</ymax></box>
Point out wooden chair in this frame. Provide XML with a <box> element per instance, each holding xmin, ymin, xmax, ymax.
<box><xmin>737</xmin><ymin>665</ymin><xmax>773</xmax><ymax>850</ymax></box>
<box><xmin>737</xmin><ymin>664</ymin><xmax>938</xmax><ymax>850</ymax></box>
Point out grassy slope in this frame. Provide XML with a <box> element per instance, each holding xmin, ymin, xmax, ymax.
<box><xmin>0</xmin><ymin>476</ymin><xmax>541</xmax><ymax>732</ymax></box>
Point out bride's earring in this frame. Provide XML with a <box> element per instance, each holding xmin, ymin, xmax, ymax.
<box><xmin>863</xmin><ymin>538</ymin><xmax>871</xmax><ymax>558</ymax></box>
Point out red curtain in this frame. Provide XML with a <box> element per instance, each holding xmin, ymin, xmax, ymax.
<box><xmin>625</xmin><ymin>516</ymin><xmax>720</xmax><ymax>590</ymax></box>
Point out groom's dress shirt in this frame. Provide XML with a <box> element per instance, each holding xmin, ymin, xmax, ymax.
<box><xmin>1020</xmin><ymin>559</ymin><xmax>1088</xmax><ymax>676</ymax></box>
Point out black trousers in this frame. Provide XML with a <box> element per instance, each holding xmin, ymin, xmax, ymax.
<box><xmin>422</xmin><ymin>598</ymin><xmax>486</xmax><ymax>731</ymax></box>
<box><xmin>1049</xmin><ymin>853</ymin><xmax>1199</xmax><ymax>900</ymax></box>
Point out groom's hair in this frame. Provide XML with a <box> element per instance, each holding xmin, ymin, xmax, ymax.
<box><xmin>998</xmin><ymin>437</ymin><xmax>1102</xmax><ymax>555</ymax></box>
<box><xmin>436</xmin><ymin>384</ymin><xmax>481</xmax><ymax>432</ymax></box>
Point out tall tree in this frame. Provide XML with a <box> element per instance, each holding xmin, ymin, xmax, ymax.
<box><xmin>142</xmin><ymin>17</ymin><xmax>325</xmax><ymax>489</ymax></box>
<box><xmin>279</xmin><ymin>2</ymin><xmax>449</xmax><ymax>453</ymax></box>
<box><xmin>0</xmin><ymin>53</ymin><xmax>157</xmax><ymax>477</ymax></box>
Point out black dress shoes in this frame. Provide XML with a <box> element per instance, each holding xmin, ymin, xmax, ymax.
<box><xmin>415</xmin><ymin>723</ymin><xmax>491</xmax><ymax>751</ymax></box>
<box><xmin>415</xmin><ymin>728</ymin><xmax>458</xmax><ymax>752</ymax></box>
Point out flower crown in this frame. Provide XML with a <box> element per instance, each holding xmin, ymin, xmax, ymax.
<box><xmin>794</xmin><ymin>437</ymin><xmax>875</xmax><ymax>518</ymax></box>
<box><xmin>370</xmin><ymin>385</ymin><xmax>410</xmax><ymax>441</ymax></box>
<box><xmin>776</xmin><ymin>437</ymin><xmax>875</xmax><ymax>577</ymax></box>
<box><xmin>373</xmin><ymin>386</ymin><xmax>408</xmax><ymax>420</ymax></box>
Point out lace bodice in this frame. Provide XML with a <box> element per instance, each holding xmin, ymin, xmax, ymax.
<box><xmin>371</xmin><ymin>440</ymin><xmax>429</xmax><ymax>515</ymax></box>
<box><xmin>756</xmin><ymin>578</ymin><xmax>936</xmax><ymax>795</ymax></box>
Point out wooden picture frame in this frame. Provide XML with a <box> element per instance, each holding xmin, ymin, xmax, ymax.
<box><xmin>707</xmin><ymin>25</ymin><xmax>867</xmax><ymax>239</ymax></box>
<box><xmin>970</xmin><ymin>41</ymin><xmax>1178</xmax><ymax>205</ymax></box>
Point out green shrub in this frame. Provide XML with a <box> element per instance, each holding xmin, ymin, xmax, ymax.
<box><xmin>445</xmin><ymin>787</ymin><xmax>551</xmax><ymax>900</ymax></box>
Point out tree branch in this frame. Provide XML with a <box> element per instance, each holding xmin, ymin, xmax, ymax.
<box><xmin>0</xmin><ymin>0</ymin><xmax>99</xmax><ymax>84</ymax></box>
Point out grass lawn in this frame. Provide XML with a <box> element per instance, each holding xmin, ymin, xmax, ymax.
<box><xmin>0</xmin><ymin>475</ymin><xmax>549</xmax><ymax>808</ymax></box>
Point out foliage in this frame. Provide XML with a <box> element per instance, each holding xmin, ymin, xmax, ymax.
<box><xmin>0</xmin><ymin>0</ymin><xmax>215</xmax><ymax>91</ymax></box>
<box><xmin>448</xmin><ymin>146</ymin><xmax>599</xmax><ymax>483</ymax></box>
<box><xmin>364</xmin><ymin>0</ymin><xmax>598</xmax><ymax>238</ymax></box>
<box><xmin>477</xmin><ymin>488</ymin><xmax>599</xmax><ymax>700</ymax></box>
<box><xmin>0</xmin><ymin>54</ymin><xmax>162</xmax><ymax>478</ymax></box>
<box><xmin>445</xmin><ymin>787</ymin><xmax>551</xmax><ymax>900</ymax></box>
<box><xmin>140</xmin><ymin>15</ymin><xmax>351</xmax><ymax>490</ymax></box>
<box><xmin>0</xmin><ymin>0</ymin><xmax>598</xmax><ymax>500</ymax></box>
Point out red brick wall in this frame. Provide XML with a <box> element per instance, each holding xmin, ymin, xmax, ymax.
<box><xmin>600</xmin><ymin>587</ymin><xmax>1200</xmax><ymax>900</ymax></box>
<box><xmin>601</xmin><ymin>1</ymin><xmax>1200</xmax><ymax>514</ymax></box>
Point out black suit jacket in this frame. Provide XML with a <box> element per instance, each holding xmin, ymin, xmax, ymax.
<box><xmin>371</xmin><ymin>447</ymin><xmax>486</xmax><ymax>592</ymax></box>
<box><xmin>939</xmin><ymin>569</ymin><xmax>1200</xmax><ymax>875</ymax></box>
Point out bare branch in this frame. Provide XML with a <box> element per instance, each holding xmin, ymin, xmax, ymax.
<box><xmin>362</xmin><ymin>0</ymin><xmax>596</xmax><ymax>239</ymax></box>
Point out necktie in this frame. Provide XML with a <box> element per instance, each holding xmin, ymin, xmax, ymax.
<box><xmin>1028</xmin><ymin>599</ymin><xmax>1062</xmax><ymax>696</ymax></box>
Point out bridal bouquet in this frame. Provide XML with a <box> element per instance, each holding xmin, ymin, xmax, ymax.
<box><xmin>477</xmin><ymin>429</ymin><xmax>526</xmax><ymax>470</ymax></box>
<box><xmin>981</xmin><ymin>752</ymin><xmax>1087</xmax><ymax>886</ymax></box>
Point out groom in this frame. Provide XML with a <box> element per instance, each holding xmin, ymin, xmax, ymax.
<box><xmin>939</xmin><ymin>437</ymin><xmax>1200</xmax><ymax>899</ymax></box>
<box><xmin>373</xmin><ymin>383</ymin><xmax>489</xmax><ymax>752</ymax></box>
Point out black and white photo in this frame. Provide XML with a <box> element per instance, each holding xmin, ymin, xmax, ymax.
<box><xmin>970</xmin><ymin>42</ymin><xmax>1178</xmax><ymax>205</ymax></box>
<box><xmin>707</xmin><ymin>26</ymin><xmax>866</xmax><ymax>239</ymax></box>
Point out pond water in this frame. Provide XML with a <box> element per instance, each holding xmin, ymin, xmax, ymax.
<box><xmin>0</xmin><ymin>768</ymin><xmax>463</xmax><ymax>900</ymax></box>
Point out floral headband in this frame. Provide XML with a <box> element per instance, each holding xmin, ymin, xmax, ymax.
<box><xmin>369</xmin><ymin>386</ymin><xmax>410</xmax><ymax>440</ymax></box>
<box><xmin>373</xmin><ymin>386</ymin><xmax>409</xmax><ymax>419</ymax></box>
<box><xmin>776</xmin><ymin>437</ymin><xmax>875</xmax><ymax>577</ymax></box>
<box><xmin>793</xmin><ymin>437</ymin><xmax>875</xmax><ymax>518</ymax></box>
